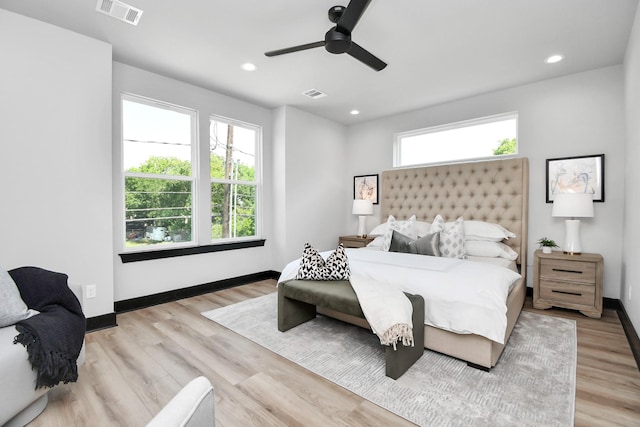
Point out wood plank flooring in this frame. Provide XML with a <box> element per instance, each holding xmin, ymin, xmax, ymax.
<box><xmin>28</xmin><ymin>280</ymin><xmax>640</xmax><ymax>426</ymax></box>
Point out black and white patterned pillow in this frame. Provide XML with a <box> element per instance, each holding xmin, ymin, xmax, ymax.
<box><xmin>296</xmin><ymin>243</ymin><xmax>350</xmax><ymax>280</ymax></box>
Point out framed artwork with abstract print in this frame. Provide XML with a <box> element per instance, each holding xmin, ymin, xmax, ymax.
<box><xmin>354</xmin><ymin>174</ymin><xmax>379</xmax><ymax>205</ymax></box>
<box><xmin>546</xmin><ymin>154</ymin><xmax>605</xmax><ymax>203</ymax></box>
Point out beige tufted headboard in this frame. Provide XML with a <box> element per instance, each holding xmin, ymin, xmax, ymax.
<box><xmin>381</xmin><ymin>157</ymin><xmax>529</xmax><ymax>271</ymax></box>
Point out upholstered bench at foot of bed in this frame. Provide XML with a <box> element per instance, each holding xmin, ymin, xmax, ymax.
<box><xmin>278</xmin><ymin>280</ymin><xmax>425</xmax><ymax>380</ymax></box>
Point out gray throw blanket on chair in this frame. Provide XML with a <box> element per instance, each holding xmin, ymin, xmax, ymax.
<box><xmin>10</xmin><ymin>266</ymin><xmax>86</xmax><ymax>389</ymax></box>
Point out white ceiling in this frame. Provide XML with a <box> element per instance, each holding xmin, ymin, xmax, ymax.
<box><xmin>1</xmin><ymin>0</ymin><xmax>637</xmax><ymax>124</ymax></box>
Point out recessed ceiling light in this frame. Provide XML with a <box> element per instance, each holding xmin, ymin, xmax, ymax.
<box><xmin>544</xmin><ymin>54</ymin><xmax>564</xmax><ymax>64</ymax></box>
<box><xmin>241</xmin><ymin>63</ymin><xmax>257</xmax><ymax>71</ymax></box>
<box><xmin>350</xmin><ymin>110</ymin><xmax>360</xmax><ymax>115</ymax></box>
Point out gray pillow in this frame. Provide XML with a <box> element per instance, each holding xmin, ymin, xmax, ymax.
<box><xmin>0</xmin><ymin>265</ymin><xmax>38</xmax><ymax>328</ymax></box>
<box><xmin>389</xmin><ymin>230</ymin><xmax>441</xmax><ymax>257</ymax></box>
<box><xmin>410</xmin><ymin>232</ymin><xmax>441</xmax><ymax>257</ymax></box>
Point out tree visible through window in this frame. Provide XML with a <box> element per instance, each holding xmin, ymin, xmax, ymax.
<box><xmin>121</xmin><ymin>95</ymin><xmax>262</xmax><ymax>252</ymax></box>
<box><xmin>210</xmin><ymin>118</ymin><xmax>258</xmax><ymax>240</ymax></box>
<box><xmin>123</xmin><ymin>96</ymin><xmax>195</xmax><ymax>248</ymax></box>
<box><xmin>394</xmin><ymin>113</ymin><xmax>518</xmax><ymax>167</ymax></box>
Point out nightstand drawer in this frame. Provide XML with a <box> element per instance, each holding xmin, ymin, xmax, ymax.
<box><xmin>540</xmin><ymin>259</ymin><xmax>596</xmax><ymax>284</ymax></box>
<box><xmin>540</xmin><ymin>280</ymin><xmax>595</xmax><ymax>306</ymax></box>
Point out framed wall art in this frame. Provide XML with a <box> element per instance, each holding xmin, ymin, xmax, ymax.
<box><xmin>354</xmin><ymin>174</ymin><xmax>379</xmax><ymax>205</ymax></box>
<box><xmin>546</xmin><ymin>154</ymin><xmax>604</xmax><ymax>203</ymax></box>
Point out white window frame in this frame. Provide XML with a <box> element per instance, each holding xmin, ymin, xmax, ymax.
<box><xmin>121</xmin><ymin>93</ymin><xmax>199</xmax><ymax>253</ymax></box>
<box><xmin>120</xmin><ymin>94</ymin><xmax>264</xmax><ymax>255</ymax></box>
<box><xmin>393</xmin><ymin>112</ymin><xmax>518</xmax><ymax>168</ymax></box>
<box><xmin>208</xmin><ymin>114</ymin><xmax>263</xmax><ymax>243</ymax></box>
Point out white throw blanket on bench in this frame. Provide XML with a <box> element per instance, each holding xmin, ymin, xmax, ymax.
<box><xmin>279</xmin><ymin>250</ymin><xmax>415</xmax><ymax>348</ymax></box>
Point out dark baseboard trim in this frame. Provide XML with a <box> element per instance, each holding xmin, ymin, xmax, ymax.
<box><xmin>525</xmin><ymin>286</ymin><xmax>639</xmax><ymax>370</ymax></box>
<box><xmin>86</xmin><ymin>312</ymin><xmax>117</xmax><ymax>332</ymax></box>
<box><xmin>617</xmin><ymin>302</ymin><xmax>640</xmax><ymax>371</ymax></box>
<box><xmin>114</xmin><ymin>270</ymin><xmax>280</xmax><ymax>313</ymax></box>
<box><xmin>603</xmin><ymin>297</ymin><xmax>621</xmax><ymax>310</ymax></box>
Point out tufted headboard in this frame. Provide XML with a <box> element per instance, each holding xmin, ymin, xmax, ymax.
<box><xmin>381</xmin><ymin>157</ymin><xmax>529</xmax><ymax>270</ymax></box>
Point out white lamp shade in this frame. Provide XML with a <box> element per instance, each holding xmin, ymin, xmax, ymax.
<box><xmin>552</xmin><ymin>193</ymin><xmax>594</xmax><ymax>218</ymax></box>
<box><xmin>352</xmin><ymin>199</ymin><xmax>373</xmax><ymax>215</ymax></box>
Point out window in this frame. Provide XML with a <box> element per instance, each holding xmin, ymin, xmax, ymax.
<box><xmin>123</xmin><ymin>95</ymin><xmax>196</xmax><ymax>249</ymax></box>
<box><xmin>394</xmin><ymin>113</ymin><xmax>518</xmax><ymax>167</ymax></box>
<box><xmin>209</xmin><ymin>117</ymin><xmax>260</xmax><ymax>241</ymax></box>
<box><xmin>121</xmin><ymin>94</ymin><xmax>262</xmax><ymax>254</ymax></box>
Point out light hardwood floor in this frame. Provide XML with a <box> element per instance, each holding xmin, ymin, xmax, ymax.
<box><xmin>29</xmin><ymin>280</ymin><xmax>640</xmax><ymax>427</ymax></box>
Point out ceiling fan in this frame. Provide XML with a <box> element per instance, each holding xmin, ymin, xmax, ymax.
<box><xmin>264</xmin><ymin>0</ymin><xmax>387</xmax><ymax>71</ymax></box>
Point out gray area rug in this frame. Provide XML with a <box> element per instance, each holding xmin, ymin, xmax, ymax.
<box><xmin>202</xmin><ymin>293</ymin><xmax>576</xmax><ymax>426</ymax></box>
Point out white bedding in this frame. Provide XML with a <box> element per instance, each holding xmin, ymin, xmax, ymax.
<box><xmin>279</xmin><ymin>248</ymin><xmax>522</xmax><ymax>344</ymax></box>
<box><xmin>466</xmin><ymin>256</ymin><xmax>518</xmax><ymax>274</ymax></box>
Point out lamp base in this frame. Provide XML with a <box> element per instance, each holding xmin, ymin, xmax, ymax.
<box><xmin>563</xmin><ymin>219</ymin><xmax>582</xmax><ymax>255</ymax></box>
<box><xmin>357</xmin><ymin>216</ymin><xmax>367</xmax><ymax>238</ymax></box>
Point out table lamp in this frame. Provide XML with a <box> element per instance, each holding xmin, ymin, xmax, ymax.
<box><xmin>352</xmin><ymin>199</ymin><xmax>373</xmax><ymax>237</ymax></box>
<box><xmin>552</xmin><ymin>193</ymin><xmax>594</xmax><ymax>255</ymax></box>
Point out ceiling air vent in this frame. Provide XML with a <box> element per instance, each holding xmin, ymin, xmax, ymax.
<box><xmin>302</xmin><ymin>89</ymin><xmax>327</xmax><ymax>99</ymax></box>
<box><xmin>96</xmin><ymin>0</ymin><xmax>143</xmax><ymax>26</ymax></box>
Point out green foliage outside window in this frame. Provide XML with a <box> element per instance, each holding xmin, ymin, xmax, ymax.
<box><xmin>493</xmin><ymin>138</ymin><xmax>517</xmax><ymax>156</ymax></box>
<box><xmin>125</xmin><ymin>154</ymin><xmax>256</xmax><ymax>246</ymax></box>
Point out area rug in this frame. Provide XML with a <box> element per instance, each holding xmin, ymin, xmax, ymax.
<box><xmin>202</xmin><ymin>293</ymin><xmax>576</xmax><ymax>427</ymax></box>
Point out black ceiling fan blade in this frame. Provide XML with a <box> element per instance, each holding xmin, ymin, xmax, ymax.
<box><xmin>265</xmin><ymin>41</ymin><xmax>325</xmax><ymax>57</ymax></box>
<box><xmin>347</xmin><ymin>42</ymin><xmax>387</xmax><ymax>71</ymax></box>
<box><xmin>336</xmin><ymin>0</ymin><xmax>372</xmax><ymax>34</ymax></box>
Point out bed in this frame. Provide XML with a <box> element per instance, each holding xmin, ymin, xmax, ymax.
<box><xmin>280</xmin><ymin>157</ymin><xmax>529</xmax><ymax>369</ymax></box>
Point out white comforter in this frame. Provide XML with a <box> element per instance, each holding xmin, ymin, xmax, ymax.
<box><xmin>279</xmin><ymin>248</ymin><xmax>522</xmax><ymax>344</ymax></box>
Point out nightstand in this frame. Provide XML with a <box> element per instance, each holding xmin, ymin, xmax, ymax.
<box><xmin>533</xmin><ymin>249</ymin><xmax>603</xmax><ymax>318</ymax></box>
<box><xmin>338</xmin><ymin>235</ymin><xmax>375</xmax><ymax>248</ymax></box>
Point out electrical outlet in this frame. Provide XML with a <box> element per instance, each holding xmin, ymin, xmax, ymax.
<box><xmin>86</xmin><ymin>284</ymin><xmax>97</xmax><ymax>299</ymax></box>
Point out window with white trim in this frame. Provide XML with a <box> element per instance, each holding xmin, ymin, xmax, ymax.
<box><xmin>394</xmin><ymin>113</ymin><xmax>518</xmax><ymax>167</ymax></box>
<box><xmin>123</xmin><ymin>95</ymin><xmax>196</xmax><ymax>249</ymax></box>
<box><xmin>121</xmin><ymin>94</ymin><xmax>262</xmax><ymax>253</ymax></box>
<box><xmin>209</xmin><ymin>117</ymin><xmax>260</xmax><ymax>240</ymax></box>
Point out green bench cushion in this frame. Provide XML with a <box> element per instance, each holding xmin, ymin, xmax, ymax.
<box><xmin>279</xmin><ymin>280</ymin><xmax>365</xmax><ymax>318</ymax></box>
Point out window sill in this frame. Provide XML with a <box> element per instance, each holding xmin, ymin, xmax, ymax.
<box><xmin>119</xmin><ymin>239</ymin><xmax>266</xmax><ymax>263</ymax></box>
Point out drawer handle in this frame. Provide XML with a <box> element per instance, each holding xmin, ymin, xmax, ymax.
<box><xmin>552</xmin><ymin>268</ymin><xmax>583</xmax><ymax>274</ymax></box>
<box><xmin>552</xmin><ymin>290</ymin><xmax>582</xmax><ymax>296</ymax></box>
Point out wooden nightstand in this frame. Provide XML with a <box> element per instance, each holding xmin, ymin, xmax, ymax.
<box><xmin>338</xmin><ymin>235</ymin><xmax>375</xmax><ymax>248</ymax></box>
<box><xmin>533</xmin><ymin>249</ymin><xmax>603</xmax><ymax>318</ymax></box>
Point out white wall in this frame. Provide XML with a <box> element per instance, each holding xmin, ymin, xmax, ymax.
<box><xmin>0</xmin><ymin>9</ymin><xmax>114</xmax><ymax>317</ymax></box>
<box><xmin>112</xmin><ymin>62</ymin><xmax>275</xmax><ymax>301</ymax></box>
<box><xmin>623</xmin><ymin>7</ymin><xmax>640</xmax><ymax>331</ymax></box>
<box><xmin>346</xmin><ymin>66</ymin><xmax>626</xmax><ymax>298</ymax></box>
<box><xmin>272</xmin><ymin>106</ymin><xmax>348</xmax><ymax>269</ymax></box>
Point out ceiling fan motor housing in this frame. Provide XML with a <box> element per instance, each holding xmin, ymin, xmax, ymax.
<box><xmin>325</xmin><ymin>27</ymin><xmax>351</xmax><ymax>54</ymax></box>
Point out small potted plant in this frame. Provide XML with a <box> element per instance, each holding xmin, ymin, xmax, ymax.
<box><xmin>537</xmin><ymin>237</ymin><xmax>559</xmax><ymax>254</ymax></box>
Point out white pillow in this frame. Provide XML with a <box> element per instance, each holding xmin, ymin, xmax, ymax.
<box><xmin>369</xmin><ymin>221</ymin><xmax>388</xmax><ymax>237</ymax></box>
<box><xmin>465</xmin><ymin>241</ymin><xmax>518</xmax><ymax>260</ymax></box>
<box><xmin>382</xmin><ymin>215</ymin><xmax>417</xmax><ymax>251</ymax></box>
<box><xmin>432</xmin><ymin>215</ymin><xmax>466</xmax><ymax>259</ymax></box>
<box><xmin>415</xmin><ymin>221</ymin><xmax>432</xmax><ymax>237</ymax></box>
<box><xmin>463</xmin><ymin>220</ymin><xmax>516</xmax><ymax>242</ymax></box>
<box><xmin>366</xmin><ymin>235</ymin><xmax>385</xmax><ymax>248</ymax></box>
<box><xmin>370</xmin><ymin>218</ymin><xmax>431</xmax><ymax>237</ymax></box>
